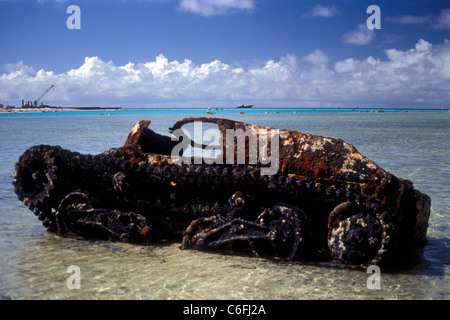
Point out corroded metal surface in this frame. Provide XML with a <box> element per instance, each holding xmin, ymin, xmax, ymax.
<box><xmin>13</xmin><ymin>117</ymin><xmax>430</xmax><ymax>266</ymax></box>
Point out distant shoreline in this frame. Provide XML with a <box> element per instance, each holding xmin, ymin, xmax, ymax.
<box><xmin>1</xmin><ymin>106</ymin><xmax>448</xmax><ymax>114</ymax></box>
<box><xmin>0</xmin><ymin>106</ymin><xmax>123</xmax><ymax>113</ymax></box>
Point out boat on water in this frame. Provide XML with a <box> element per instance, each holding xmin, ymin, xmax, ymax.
<box><xmin>237</xmin><ymin>104</ymin><xmax>253</xmax><ymax>109</ymax></box>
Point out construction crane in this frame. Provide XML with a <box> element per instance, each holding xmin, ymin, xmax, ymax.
<box><xmin>34</xmin><ymin>85</ymin><xmax>54</xmax><ymax>107</ymax></box>
<box><xmin>23</xmin><ymin>85</ymin><xmax>55</xmax><ymax>108</ymax></box>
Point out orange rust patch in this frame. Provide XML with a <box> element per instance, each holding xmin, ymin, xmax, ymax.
<box><xmin>313</xmin><ymin>159</ymin><xmax>329</xmax><ymax>178</ymax></box>
<box><xmin>296</xmin><ymin>153</ymin><xmax>316</xmax><ymax>178</ymax></box>
<box><xmin>374</xmin><ymin>179</ymin><xmax>389</xmax><ymax>203</ymax></box>
<box><xmin>123</xmin><ymin>120</ymin><xmax>150</xmax><ymax>147</ymax></box>
<box><xmin>142</xmin><ymin>225</ymin><xmax>150</xmax><ymax>237</ymax></box>
<box><xmin>129</xmin><ymin>156</ymin><xmax>142</xmax><ymax>164</ymax></box>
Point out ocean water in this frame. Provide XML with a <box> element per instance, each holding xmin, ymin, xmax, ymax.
<box><xmin>0</xmin><ymin>108</ymin><xmax>449</xmax><ymax>300</ymax></box>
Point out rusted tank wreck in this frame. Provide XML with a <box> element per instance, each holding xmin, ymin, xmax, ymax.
<box><xmin>13</xmin><ymin>117</ymin><xmax>431</xmax><ymax>266</ymax></box>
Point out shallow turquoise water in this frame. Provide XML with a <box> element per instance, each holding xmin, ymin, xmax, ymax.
<box><xmin>0</xmin><ymin>109</ymin><xmax>448</xmax><ymax>299</ymax></box>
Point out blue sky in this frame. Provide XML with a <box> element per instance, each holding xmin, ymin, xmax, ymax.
<box><xmin>1</xmin><ymin>0</ymin><xmax>449</xmax><ymax>108</ymax></box>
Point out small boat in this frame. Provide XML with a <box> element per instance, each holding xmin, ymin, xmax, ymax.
<box><xmin>237</xmin><ymin>104</ymin><xmax>253</xmax><ymax>109</ymax></box>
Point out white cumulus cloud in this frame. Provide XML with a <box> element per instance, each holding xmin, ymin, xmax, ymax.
<box><xmin>302</xmin><ymin>49</ymin><xmax>328</xmax><ymax>64</ymax></box>
<box><xmin>303</xmin><ymin>4</ymin><xmax>339</xmax><ymax>18</ymax></box>
<box><xmin>178</xmin><ymin>0</ymin><xmax>255</xmax><ymax>16</ymax></box>
<box><xmin>434</xmin><ymin>8</ymin><xmax>450</xmax><ymax>30</ymax></box>
<box><xmin>1</xmin><ymin>39</ymin><xmax>449</xmax><ymax>108</ymax></box>
<box><xmin>342</xmin><ymin>24</ymin><xmax>375</xmax><ymax>45</ymax></box>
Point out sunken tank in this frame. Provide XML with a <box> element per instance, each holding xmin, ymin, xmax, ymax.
<box><xmin>13</xmin><ymin>117</ymin><xmax>430</xmax><ymax>267</ymax></box>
